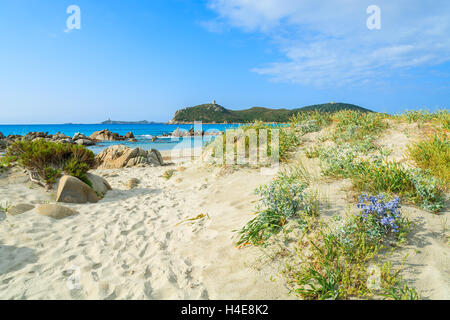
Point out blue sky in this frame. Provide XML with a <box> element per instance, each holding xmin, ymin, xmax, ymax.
<box><xmin>0</xmin><ymin>0</ymin><xmax>449</xmax><ymax>124</ymax></box>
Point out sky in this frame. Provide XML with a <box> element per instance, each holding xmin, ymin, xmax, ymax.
<box><xmin>0</xmin><ymin>0</ymin><xmax>449</xmax><ymax>124</ymax></box>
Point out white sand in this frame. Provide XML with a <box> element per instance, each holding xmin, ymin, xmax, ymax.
<box><xmin>0</xmin><ymin>155</ymin><xmax>292</xmax><ymax>300</ymax></box>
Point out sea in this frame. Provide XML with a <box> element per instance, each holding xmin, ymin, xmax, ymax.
<box><xmin>0</xmin><ymin>123</ymin><xmax>241</xmax><ymax>154</ymax></box>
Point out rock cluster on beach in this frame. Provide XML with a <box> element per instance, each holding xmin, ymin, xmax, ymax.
<box><xmin>0</xmin><ymin>129</ymin><xmax>139</xmax><ymax>151</ymax></box>
<box><xmin>95</xmin><ymin>145</ymin><xmax>164</xmax><ymax>169</ymax></box>
<box><xmin>0</xmin><ymin>131</ymin><xmax>98</xmax><ymax>149</ymax></box>
<box><xmin>0</xmin><ymin>126</ymin><xmax>224</xmax><ymax>151</ymax></box>
<box><xmin>169</xmin><ymin>127</ymin><xmax>223</xmax><ymax>138</ymax></box>
<box><xmin>90</xmin><ymin>129</ymin><xmax>137</xmax><ymax>142</ymax></box>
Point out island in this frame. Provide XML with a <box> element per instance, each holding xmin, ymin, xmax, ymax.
<box><xmin>100</xmin><ymin>119</ymin><xmax>156</xmax><ymax>125</ymax></box>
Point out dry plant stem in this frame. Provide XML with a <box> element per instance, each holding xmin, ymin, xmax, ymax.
<box><xmin>28</xmin><ymin>170</ymin><xmax>51</xmax><ymax>191</ymax></box>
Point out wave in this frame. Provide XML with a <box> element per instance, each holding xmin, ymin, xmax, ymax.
<box><xmin>135</xmin><ymin>134</ymin><xmax>153</xmax><ymax>139</ymax></box>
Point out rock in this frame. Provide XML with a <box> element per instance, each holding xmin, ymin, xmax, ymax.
<box><xmin>123</xmin><ymin>132</ymin><xmax>135</xmax><ymax>139</ymax></box>
<box><xmin>56</xmin><ymin>175</ymin><xmax>99</xmax><ymax>204</ymax></box>
<box><xmin>204</xmin><ymin>130</ymin><xmax>222</xmax><ymax>136</ymax></box>
<box><xmin>172</xmin><ymin>128</ymin><xmax>186</xmax><ymax>137</ymax></box>
<box><xmin>148</xmin><ymin>149</ymin><xmax>164</xmax><ymax>166</ymax></box>
<box><xmin>37</xmin><ymin>204</ymin><xmax>77</xmax><ymax>219</ymax></box>
<box><xmin>52</xmin><ymin>133</ymin><xmax>72</xmax><ymax>141</ymax></box>
<box><xmin>90</xmin><ymin>129</ymin><xmax>125</xmax><ymax>141</ymax></box>
<box><xmin>59</xmin><ymin>138</ymin><xmax>73</xmax><ymax>144</ymax></box>
<box><xmin>75</xmin><ymin>139</ymin><xmax>95</xmax><ymax>146</ymax></box>
<box><xmin>127</xmin><ymin>178</ymin><xmax>139</xmax><ymax>189</ymax></box>
<box><xmin>0</xmin><ymin>132</ymin><xmax>5</xmax><ymax>139</ymax></box>
<box><xmin>0</xmin><ymin>139</ymin><xmax>6</xmax><ymax>150</ymax></box>
<box><xmin>128</xmin><ymin>138</ymin><xmax>138</xmax><ymax>142</ymax></box>
<box><xmin>73</xmin><ymin>132</ymin><xmax>88</xmax><ymax>140</ymax></box>
<box><xmin>85</xmin><ymin>173</ymin><xmax>112</xmax><ymax>197</ymax></box>
<box><xmin>8</xmin><ymin>204</ymin><xmax>35</xmax><ymax>216</ymax></box>
<box><xmin>95</xmin><ymin>145</ymin><xmax>164</xmax><ymax>169</ymax></box>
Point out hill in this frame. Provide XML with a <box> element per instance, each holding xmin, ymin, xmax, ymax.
<box><xmin>170</xmin><ymin>102</ymin><xmax>373</xmax><ymax>123</ymax></box>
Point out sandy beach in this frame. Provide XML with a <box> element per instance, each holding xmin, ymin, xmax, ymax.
<box><xmin>0</xmin><ymin>150</ymin><xmax>294</xmax><ymax>300</ymax></box>
<box><xmin>1</xmin><ymin>123</ymin><xmax>449</xmax><ymax>300</ymax></box>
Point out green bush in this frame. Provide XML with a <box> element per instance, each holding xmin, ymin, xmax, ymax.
<box><xmin>397</xmin><ymin>109</ymin><xmax>449</xmax><ymax>125</ymax></box>
<box><xmin>212</xmin><ymin>121</ymin><xmax>300</xmax><ymax>165</ymax></box>
<box><xmin>330</xmin><ymin>110</ymin><xmax>387</xmax><ymax>151</ymax></box>
<box><xmin>283</xmin><ymin>194</ymin><xmax>417</xmax><ymax>300</ymax></box>
<box><xmin>317</xmin><ymin>145</ymin><xmax>445</xmax><ymax>213</ymax></box>
<box><xmin>407</xmin><ymin>134</ymin><xmax>449</xmax><ymax>185</ymax></box>
<box><xmin>407</xmin><ymin>169</ymin><xmax>445</xmax><ymax>213</ymax></box>
<box><xmin>4</xmin><ymin>139</ymin><xmax>95</xmax><ymax>186</ymax></box>
<box><xmin>236</xmin><ymin>165</ymin><xmax>313</xmax><ymax>247</ymax></box>
<box><xmin>352</xmin><ymin>160</ymin><xmax>413</xmax><ymax>195</ymax></box>
<box><xmin>290</xmin><ymin>110</ymin><xmax>333</xmax><ymax>129</ymax></box>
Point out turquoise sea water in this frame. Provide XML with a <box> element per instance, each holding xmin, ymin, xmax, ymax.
<box><xmin>0</xmin><ymin>123</ymin><xmax>240</xmax><ymax>154</ymax></box>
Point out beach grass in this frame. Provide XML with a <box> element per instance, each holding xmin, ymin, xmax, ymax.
<box><xmin>406</xmin><ymin>133</ymin><xmax>450</xmax><ymax>186</ymax></box>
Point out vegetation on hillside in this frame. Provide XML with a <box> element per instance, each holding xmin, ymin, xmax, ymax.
<box><xmin>172</xmin><ymin>102</ymin><xmax>373</xmax><ymax>123</ymax></box>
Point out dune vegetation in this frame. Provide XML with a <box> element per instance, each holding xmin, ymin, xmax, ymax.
<box><xmin>216</xmin><ymin>108</ymin><xmax>449</xmax><ymax>300</ymax></box>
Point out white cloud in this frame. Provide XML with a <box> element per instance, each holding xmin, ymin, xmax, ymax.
<box><xmin>206</xmin><ymin>0</ymin><xmax>450</xmax><ymax>86</ymax></box>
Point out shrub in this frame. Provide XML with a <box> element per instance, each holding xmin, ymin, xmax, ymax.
<box><xmin>407</xmin><ymin>169</ymin><xmax>445</xmax><ymax>213</ymax></box>
<box><xmin>64</xmin><ymin>158</ymin><xmax>92</xmax><ymax>187</ymax></box>
<box><xmin>212</xmin><ymin>121</ymin><xmax>300</xmax><ymax>165</ymax></box>
<box><xmin>407</xmin><ymin>134</ymin><xmax>449</xmax><ymax>185</ymax></box>
<box><xmin>162</xmin><ymin>169</ymin><xmax>175</xmax><ymax>180</ymax></box>
<box><xmin>290</xmin><ymin>110</ymin><xmax>332</xmax><ymax>129</ymax></box>
<box><xmin>332</xmin><ymin>110</ymin><xmax>387</xmax><ymax>143</ymax></box>
<box><xmin>283</xmin><ymin>194</ymin><xmax>416</xmax><ymax>300</ymax></box>
<box><xmin>236</xmin><ymin>166</ymin><xmax>313</xmax><ymax>246</ymax></box>
<box><xmin>317</xmin><ymin>146</ymin><xmax>445</xmax><ymax>213</ymax></box>
<box><xmin>318</xmin><ymin>145</ymin><xmax>356</xmax><ymax>178</ymax></box>
<box><xmin>4</xmin><ymin>139</ymin><xmax>95</xmax><ymax>187</ymax></box>
<box><xmin>352</xmin><ymin>160</ymin><xmax>413</xmax><ymax>195</ymax></box>
<box><xmin>355</xmin><ymin>194</ymin><xmax>411</xmax><ymax>242</ymax></box>
<box><xmin>305</xmin><ymin>146</ymin><xmax>321</xmax><ymax>159</ymax></box>
<box><xmin>397</xmin><ymin>109</ymin><xmax>449</xmax><ymax>125</ymax></box>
